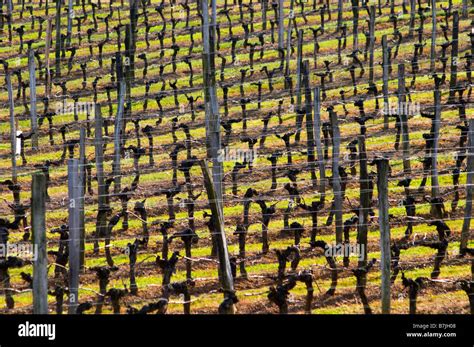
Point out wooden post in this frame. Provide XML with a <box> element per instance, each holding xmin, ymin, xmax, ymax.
<box><xmin>314</xmin><ymin>87</ymin><xmax>326</xmax><ymax>200</ymax></box>
<box><xmin>336</xmin><ymin>0</ymin><xmax>343</xmax><ymax>31</ymax></box>
<box><xmin>115</xmin><ymin>52</ymin><xmax>127</xmax><ymax>155</ymax></box>
<box><xmin>45</xmin><ymin>19</ymin><xmax>52</xmax><ymax>98</ymax></box>
<box><xmin>284</xmin><ymin>0</ymin><xmax>295</xmax><ymax>84</ymax></box>
<box><xmin>329</xmin><ymin>107</ymin><xmax>343</xmax><ymax>244</ymax></box>
<box><xmin>460</xmin><ymin>119</ymin><xmax>474</xmax><ymax>252</ymax></box>
<box><xmin>356</xmin><ymin>134</ymin><xmax>370</xmax><ymax>314</ymax></box>
<box><xmin>376</xmin><ymin>158</ymin><xmax>391</xmax><ymax>314</ymax></box>
<box><xmin>302</xmin><ymin>61</ymin><xmax>316</xmax><ymax>189</ymax></box>
<box><xmin>448</xmin><ymin>11</ymin><xmax>459</xmax><ymax>104</ymax></box>
<box><xmin>358</xmin><ymin>135</ymin><xmax>369</xmax><ymax>267</ymax></box>
<box><xmin>28</xmin><ymin>47</ymin><xmax>39</xmax><ymax>150</ymax></box>
<box><xmin>66</xmin><ymin>0</ymin><xmax>73</xmax><ymax>47</ymax></box>
<box><xmin>6</xmin><ymin>0</ymin><xmax>12</xmax><ymax>13</ymax></box>
<box><xmin>398</xmin><ymin>64</ymin><xmax>411</xmax><ymax>176</ymax></box>
<box><xmin>128</xmin><ymin>0</ymin><xmax>138</xmax><ymax>79</ymax></box>
<box><xmin>368</xmin><ymin>5</ymin><xmax>375</xmax><ymax>85</ymax></box>
<box><xmin>295</xmin><ymin>29</ymin><xmax>303</xmax><ymax>109</ymax></box>
<box><xmin>278</xmin><ymin>0</ymin><xmax>284</xmax><ymax>50</ymax></box>
<box><xmin>32</xmin><ymin>173</ymin><xmax>48</xmax><ymax>314</ymax></box>
<box><xmin>124</xmin><ymin>24</ymin><xmax>133</xmax><ymax>110</ymax></box>
<box><xmin>113</xmin><ymin>76</ymin><xmax>126</xmax><ymax>194</ymax></box>
<box><xmin>431</xmin><ymin>80</ymin><xmax>441</xmax><ymax>198</ymax></box>
<box><xmin>78</xmin><ymin>128</ymin><xmax>86</xmax><ymax>269</ymax></box>
<box><xmin>68</xmin><ymin>159</ymin><xmax>80</xmax><ymax>314</ymax></box>
<box><xmin>408</xmin><ymin>0</ymin><xmax>415</xmax><ymax>38</ymax></box>
<box><xmin>382</xmin><ymin>35</ymin><xmax>389</xmax><ymax>131</ymax></box>
<box><xmin>201</xmin><ymin>0</ymin><xmax>224</xmax><ymax>206</ymax></box>
<box><xmin>262</xmin><ymin>0</ymin><xmax>267</xmax><ymax>30</ymax></box>
<box><xmin>462</xmin><ymin>0</ymin><xmax>468</xmax><ymax>18</ymax></box>
<box><xmin>94</xmin><ymin>105</ymin><xmax>107</xmax><ymax>254</ymax></box>
<box><xmin>294</xmin><ymin>28</ymin><xmax>304</xmax><ymax>142</ymax></box>
<box><xmin>6</xmin><ymin>72</ymin><xmax>18</xmax><ymax>187</ymax></box>
<box><xmin>351</xmin><ymin>0</ymin><xmax>359</xmax><ymax>52</ymax></box>
<box><xmin>211</xmin><ymin>0</ymin><xmax>217</xmax><ymax>45</ymax></box>
<box><xmin>430</xmin><ymin>0</ymin><xmax>436</xmax><ymax>72</ymax></box>
<box><xmin>5</xmin><ymin>0</ymin><xmax>12</xmax><ymax>43</ymax></box>
<box><xmin>200</xmin><ymin>160</ymin><xmax>235</xmax><ymax>312</ymax></box>
<box><xmin>54</xmin><ymin>0</ymin><xmax>61</xmax><ymax>78</ymax></box>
